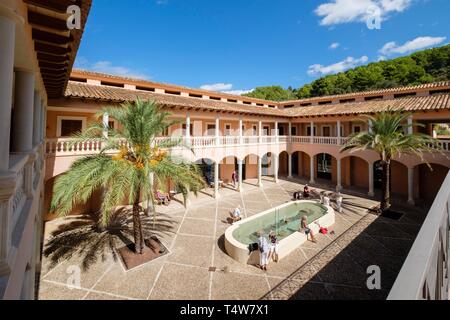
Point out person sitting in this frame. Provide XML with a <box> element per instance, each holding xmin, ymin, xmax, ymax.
<box><xmin>268</xmin><ymin>231</ymin><xmax>279</xmax><ymax>263</ymax></box>
<box><xmin>303</xmin><ymin>184</ymin><xmax>311</xmax><ymax>198</ymax></box>
<box><xmin>323</xmin><ymin>194</ymin><xmax>330</xmax><ymax>206</ymax></box>
<box><xmin>293</xmin><ymin>190</ymin><xmax>302</xmax><ymax>200</ymax></box>
<box><xmin>300</xmin><ymin>215</ymin><xmax>317</xmax><ymax>243</ymax></box>
<box><xmin>229</xmin><ymin>205</ymin><xmax>242</xmax><ymax>224</ymax></box>
<box><xmin>155</xmin><ymin>190</ymin><xmax>170</xmax><ymax>206</ymax></box>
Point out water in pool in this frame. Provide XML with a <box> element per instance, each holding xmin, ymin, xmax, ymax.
<box><xmin>232</xmin><ymin>202</ymin><xmax>328</xmax><ymax>245</ymax></box>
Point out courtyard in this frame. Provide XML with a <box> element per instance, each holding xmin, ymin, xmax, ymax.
<box><xmin>37</xmin><ymin>178</ymin><xmax>425</xmax><ymax>300</ymax></box>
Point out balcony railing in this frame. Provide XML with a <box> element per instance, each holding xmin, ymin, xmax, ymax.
<box><xmin>388</xmin><ymin>171</ymin><xmax>450</xmax><ymax>300</ymax></box>
<box><xmin>45</xmin><ymin>136</ymin><xmax>450</xmax><ymax>156</ymax></box>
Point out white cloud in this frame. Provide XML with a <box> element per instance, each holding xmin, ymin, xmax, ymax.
<box><xmin>200</xmin><ymin>83</ymin><xmax>253</xmax><ymax>96</ymax></box>
<box><xmin>223</xmin><ymin>89</ymin><xmax>254</xmax><ymax>96</ymax></box>
<box><xmin>379</xmin><ymin>36</ymin><xmax>447</xmax><ymax>56</ymax></box>
<box><xmin>74</xmin><ymin>58</ymin><xmax>150</xmax><ymax>79</ymax></box>
<box><xmin>308</xmin><ymin>56</ymin><xmax>369</xmax><ymax>76</ymax></box>
<box><xmin>200</xmin><ymin>83</ymin><xmax>233</xmax><ymax>91</ymax></box>
<box><xmin>329</xmin><ymin>42</ymin><xmax>340</xmax><ymax>49</ymax></box>
<box><xmin>315</xmin><ymin>0</ymin><xmax>412</xmax><ymax>26</ymax></box>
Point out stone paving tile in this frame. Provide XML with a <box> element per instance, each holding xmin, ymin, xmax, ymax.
<box><xmin>167</xmin><ymin>234</ymin><xmax>214</xmax><ymax>268</ymax></box>
<box><xmin>84</xmin><ymin>292</ymin><xmax>133</xmax><ymax>300</ymax></box>
<box><xmin>148</xmin><ymin>263</ymin><xmax>210</xmax><ymax>300</ymax></box>
<box><xmin>179</xmin><ymin>218</ymin><xmax>216</xmax><ymax>237</ymax></box>
<box><xmin>211</xmin><ymin>272</ymin><xmax>270</xmax><ymax>300</ymax></box>
<box><xmin>38</xmin><ymin>281</ymin><xmax>87</xmax><ymax>300</ymax></box>
<box><xmin>43</xmin><ymin>253</ymin><xmax>114</xmax><ymax>290</ymax></box>
<box><xmin>91</xmin><ymin>260</ymin><xmax>164</xmax><ymax>300</ymax></box>
<box><xmin>185</xmin><ymin>205</ymin><xmax>216</xmax><ymax>220</ymax></box>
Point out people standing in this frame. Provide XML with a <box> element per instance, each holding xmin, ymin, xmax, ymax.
<box><xmin>268</xmin><ymin>231</ymin><xmax>279</xmax><ymax>263</ymax></box>
<box><xmin>231</xmin><ymin>170</ymin><xmax>238</xmax><ymax>189</ymax></box>
<box><xmin>257</xmin><ymin>231</ymin><xmax>270</xmax><ymax>271</ymax></box>
<box><xmin>300</xmin><ymin>215</ymin><xmax>317</xmax><ymax>243</ymax></box>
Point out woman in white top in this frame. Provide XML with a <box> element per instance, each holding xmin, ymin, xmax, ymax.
<box><xmin>257</xmin><ymin>231</ymin><xmax>270</xmax><ymax>271</ymax></box>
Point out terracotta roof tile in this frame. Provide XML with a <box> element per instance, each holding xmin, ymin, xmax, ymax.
<box><xmin>64</xmin><ymin>81</ymin><xmax>450</xmax><ymax>118</ymax></box>
<box><xmin>65</xmin><ymin>81</ymin><xmax>286</xmax><ymax>117</ymax></box>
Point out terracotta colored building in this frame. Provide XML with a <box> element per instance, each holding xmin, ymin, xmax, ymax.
<box><xmin>1</xmin><ymin>0</ymin><xmax>449</xmax><ymax>301</ymax></box>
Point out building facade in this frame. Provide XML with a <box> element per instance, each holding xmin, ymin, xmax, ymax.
<box><xmin>1</xmin><ymin>0</ymin><xmax>449</xmax><ymax>301</ymax></box>
<box><xmin>0</xmin><ymin>0</ymin><xmax>91</xmax><ymax>300</ymax></box>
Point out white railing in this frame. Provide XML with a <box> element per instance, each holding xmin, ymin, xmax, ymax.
<box><xmin>46</xmin><ymin>138</ymin><xmax>104</xmax><ymax>155</ymax></box>
<box><xmin>46</xmin><ymin>136</ymin><xmax>450</xmax><ymax>157</ymax></box>
<box><xmin>388</xmin><ymin>172</ymin><xmax>450</xmax><ymax>300</ymax></box>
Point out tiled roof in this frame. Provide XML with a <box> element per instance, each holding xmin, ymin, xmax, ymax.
<box><xmin>65</xmin><ymin>81</ymin><xmax>286</xmax><ymax>117</ymax></box>
<box><xmin>281</xmin><ymin>81</ymin><xmax>450</xmax><ymax>105</ymax></box>
<box><xmin>64</xmin><ymin>81</ymin><xmax>450</xmax><ymax>118</ymax></box>
<box><xmin>286</xmin><ymin>94</ymin><xmax>450</xmax><ymax>117</ymax></box>
<box><xmin>71</xmin><ymin>69</ymin><xmax>274</xmax><ymax>105</ymax></box>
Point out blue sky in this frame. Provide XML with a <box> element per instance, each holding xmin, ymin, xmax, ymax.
<box><xmin>75</xmin><ymin>0</ymin><xmax>450</xmax><ymax>94</ymax></box>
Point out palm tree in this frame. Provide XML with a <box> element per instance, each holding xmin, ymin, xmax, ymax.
<box><xmin>341</xmin><ymin>109</ymin><xmax>441</xmax><ymax>213</ymax></box>
<box><xmin>50</xmin><ymin>99</ymin><xmax>205</xmax><ymax>254</ymax></box>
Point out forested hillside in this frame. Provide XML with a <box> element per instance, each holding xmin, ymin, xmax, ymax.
<box><xmin>243</xmin><ymin>44</ymin><xmax>450</xmax><ymax>101</ymax></box>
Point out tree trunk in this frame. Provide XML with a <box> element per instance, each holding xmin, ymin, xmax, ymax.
<box><xmin>132</xmin><ymin>188</ymin><xmax>145</xmax><ymax>254</ymax></box>
<box><xmin>380</xmin><ymin>160</ymin><xmax>391</xmax><ymax>213</ymax></box>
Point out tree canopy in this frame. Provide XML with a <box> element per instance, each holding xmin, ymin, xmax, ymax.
<box><xmin>243</xmin><ymin>44</ymin><xmax>450</xmax><ymax>101</ymax></box>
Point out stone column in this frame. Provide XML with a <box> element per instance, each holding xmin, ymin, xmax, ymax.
<box><xmin>12</xmin><ymin>70</ymin><xmax>35</xmax><ymax>152</ymax></box>
<box><xmin>336</xmin><ymin>159</ymin><xmax>342</xmax><ymax>191</ymax></box>
<box><xmin>337</xmin><ymin>120</ymin><xmax>341</xmax><ymax>145</ymax></box>
<box><xmin>368</xmin><ymin>164</ymin><xmax>375</xmax><ymax>197</ymax></box>
<box><xmin>215</xmin><ymin>115</ymin><xmax>220</xmax><ymax>146</ymax></box>
<box><xmin>274</xmin><ymin>121</ymin><xmax>279</xmax><ymax>143</ymax></box>
<box><xmin>39</xmin><ymin>99</ymin><xmax>45</xmax><ymax>143</ymax></box>
<box><xmin>238</xmin><ymin>159</ymin><xmax>243</xmax><ymax>192</ymax></box>
<box><xmin>407</xmin><ymin>115</ymin><xmax>413</xmax><ymax>135</ymax></box>
<box><xmin>309</xmin><ymin>155</ymin><xmax>315</xmax><ymax>184</ymax></box>
<box><xmin>288</xmin><ymin>153</ymin><xmax>293</xmax><ymax>179</ymax></box>
<box><xmin>32</xmin><ymin>92</ymin><xmax>41</xmax><ymax>147</ymax></box>
<box><xmin>258</xmin><ymin>156</ymin><xmax>263</xmax><ymax>188</ymax></box>
<box><xmin>0</xmin><ymin>175</ymin><xmax>15</xmax><ymax>276</ymax></box>
<box><xmin>310</xmin><ymin>121</ymin><xmax>314</xmax><ymax>143</ymax></box>
<box><xmin>408</xmin><ymin>167</ymin><xmax>415</xmax><ymax>205</ymax></box>
<box><xmin>214</xmin><ymin>161</ymin><xmax>220</xmax><ymax>199</ymax></box>
<box><xmin>0</xmin><ymin>16</ymin><xmax>16</xmax><ymax>171</ymax></box>
<box><xmin>274</xmin><ymin>154</ymin><xmax>279</xmax><ymax>183</ymax></box>
<box><xmin>258</xmin><ymin>120</ymin><xmax>262</xmax><ymax>143</ymax></box>
<box><xmin>239</xmin><ymin>117</ymin><xmax>243</xmax><ymax>144</ymax></box>
<box><xmin>185</xmin><ymin>112</ymin><xmax>191</xmax><ymax>145</ymax></box>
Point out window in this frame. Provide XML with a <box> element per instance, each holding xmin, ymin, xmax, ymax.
<box><xmin>306</xmin><ymin>126</ymin><xmax>317</xmax><ymax>136</ymax></box>
<box><xmin>108</xmin><ymin>121</ymin><xmax>115</xmax><ymax>129</ymax></box>
<box><xmin>252</xmin><ymin>125</ymin><xmax>257</xmax><ymax>135</ymax></box>
<box><xmin>182</xmin><ymin>124</ymin><xmax>193</xmax><ymax>136</ymax></box>
<box><xmin>225</xmin><ymin>124</ymin><xmax>232</xmax><ymax>136</ymax></box>
<box><xmin>353</xmin><ymin>125</ymin><xmax>361</xmax><ymax>133</ymax></box>
<box><xmin>263</xmin><ymin>126</ymin><xmax>270</xmax><ymax>135</ymax></box>
<box><xmin>57</xmin><ymin>116</ymin><xmax>86</xmax><ymax>137</ymax></box>
<box><xmin>206</xmin><ymin>124</ymin><xmax>216</xmax><ymax>136</ymax></box>
<box><xmin>291</xmin><ymin>126</ymin><xmax>297</xmax><ymax>136</ymax></box>
<box><xmin>322</xmin><ymin>126</ymin><xmax>331</xmax><ymax>137</ymax></box>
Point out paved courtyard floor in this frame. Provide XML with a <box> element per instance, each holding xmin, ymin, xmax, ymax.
<box><xmin>37</xmin><ymin>178</ymin><xmax>425</xmax><ymax>300</ymax></box>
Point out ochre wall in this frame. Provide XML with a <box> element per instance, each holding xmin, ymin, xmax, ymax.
<box><xmin>418</xmin><ymin>164</ymin><xmax>449</xmax><ymax>203</ymax></box>
<box><xmin>391</xmin><ymin>161</ymin><xmax>408</xmax><ymax>196</ymax></box>
<box><xmin>349</xmin><ymin>157</ymin><xmax>368</xmax><ymax>189</ymax></box>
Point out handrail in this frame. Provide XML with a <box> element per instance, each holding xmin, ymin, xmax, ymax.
<box><xmin>388</xmin><ymin>172</ymin><xmax>450</xmax><ymax>300</ymax></box>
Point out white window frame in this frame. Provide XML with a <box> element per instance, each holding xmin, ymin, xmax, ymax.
<box><xmin>205</xmin><ymin>122</ymin><xmax>216</xmax><ymax>136</ymax></box>
<box><xmin>352</xmin><ymin>124</ymin><xmax>362</xmax><ymax>134</ymax></box>
<box><xmin>224</xmin><ymin>123</ymin><xmax>232</xmax><ymax>136</ymax></box>
<box><xmin>57</xmin><ymin>116</ymin><xmax>87</xmax><ymax>137</ymax></box>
